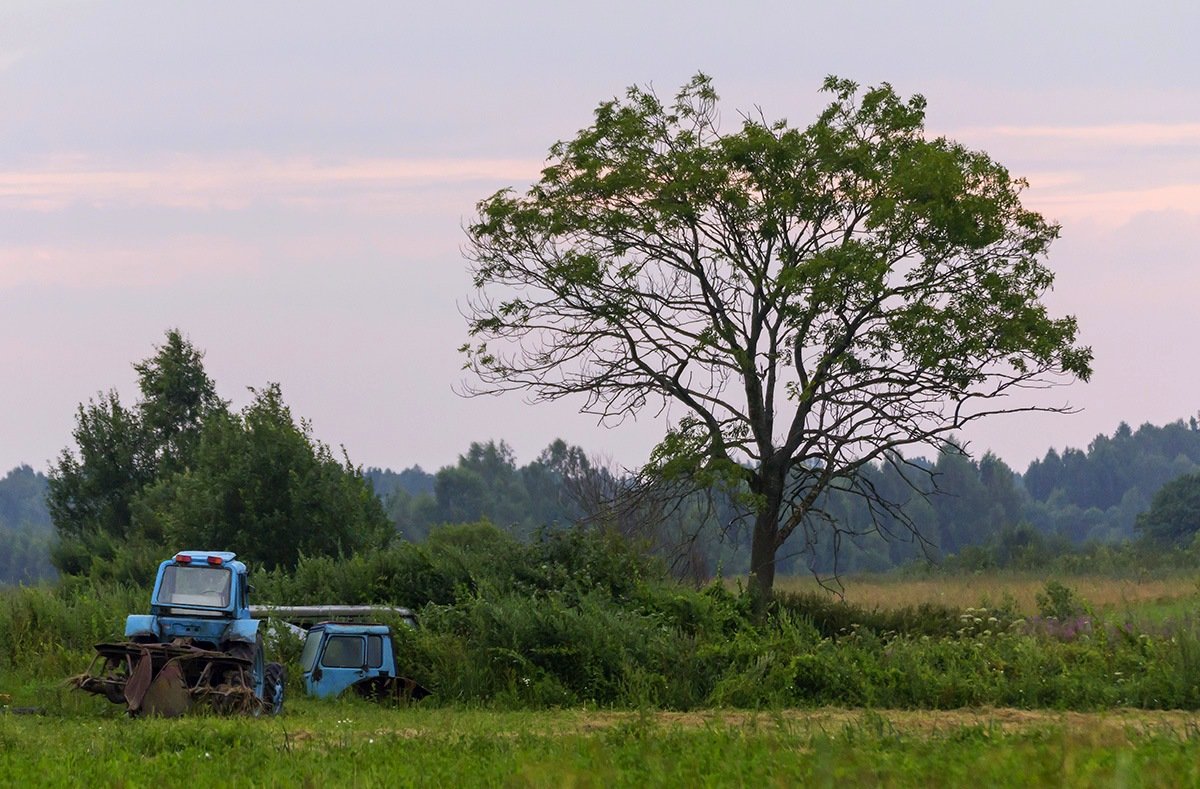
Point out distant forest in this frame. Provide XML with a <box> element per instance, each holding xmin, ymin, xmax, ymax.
<box><xmin>4</xmin><ymin>416</ymin><xmax>1200</xmax><ymax>585</ymax></box>
<box><xmin>0</xmin><ymin>465</ymin><xmax>54</xmax><ymax>584</ymax></box>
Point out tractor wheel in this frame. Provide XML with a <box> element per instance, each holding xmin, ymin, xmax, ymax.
<box><xmin>264</xmin><ymin>662</ymin><xmax>286</xmax><ymax>715</ymax></box>
<box><xmin>219</xmin><ymin>634</ymin><xmax>265</xmax><ymax>715</ymax></box>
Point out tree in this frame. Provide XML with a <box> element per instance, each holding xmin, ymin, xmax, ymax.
<box><xmin>49</xmin><ymin>329</ymin><xmax>220</xmax><ymax>552</ymax></box>
<box><xmin>1136</xmin><ymin>472</ymin><xmax>1200</xmax><ymax>546</ymax></box>
<box><xmin>462</xmin><ymin>74</ymin><xmax>1092</xmax><ymax>601</ymax></box>
<box><xmin>0</xmin><ymin>465</ymin><xmax>55</xmax><ymax>585</ymax></box>
<box><xmin>133</xmin><ymin>384</ymin><xmax>391</xmax><ymax>570</ymax></box>
<box><xmin>0</xmin><ymin>465</ymin><xmax>51</xmax><ymax>532</ymax></box>
<box><xmin>133</xmin><ymin>329</ymin><xmax>224</xmax><ymax>475</ymax></box>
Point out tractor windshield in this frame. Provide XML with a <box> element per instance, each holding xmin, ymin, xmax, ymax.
<box><xmin>158</xmin><ymin>565</ymin><xmax>231</xmax><ymax>609</ymax></box>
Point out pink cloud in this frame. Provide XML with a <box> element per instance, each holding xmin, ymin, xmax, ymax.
<box><xmin>0</xmin><ymin>155</ymin><xmax>544</xmax><ymax>212</ymax></box>
<box><xmin>1025</xmin><ymin>183</ymin><xmax>1200</xmax><ymax>225</ymax></box>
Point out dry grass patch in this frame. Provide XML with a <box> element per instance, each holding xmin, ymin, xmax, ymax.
<box><xmin>341</xmin><ymin>708</ymin><xmax>1200</xmax><ymax>743</ymax></box>
<box><xmin>774</xmin><ymin>573</ymin><xmax>1200</xmax><ymax>615</ymax></box>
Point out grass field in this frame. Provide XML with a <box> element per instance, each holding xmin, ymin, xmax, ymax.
<box><xmin>3</xmin><ymin>700</ymin><xmax>1200</xmax><ymax>787</ymax></box>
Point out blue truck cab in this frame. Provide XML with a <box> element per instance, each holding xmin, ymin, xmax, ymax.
<box><xmin>299</xmin><ymin>621</ymin><xmax>428</xmax><ymax>701</ymax></box>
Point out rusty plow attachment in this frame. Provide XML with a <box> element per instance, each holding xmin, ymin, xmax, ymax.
<box><xmin>69</xmin><ymin>642</ymin><xmax>266</xmax><ymax>717</ymax></box>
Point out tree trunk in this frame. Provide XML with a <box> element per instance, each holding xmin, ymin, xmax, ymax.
<box><xmin>748</xmin><ymin>514</ymin><xmax>778</xmax><ymax>616</ymax></box>
<box><xmin>748</xmin><ymin>468</ymin><xmax>784</xmax><ymax>617</ymax></box>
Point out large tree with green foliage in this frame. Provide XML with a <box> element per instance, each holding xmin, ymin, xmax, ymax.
<box><xmin>133</xmin><ymin>384</ymin><xmax>391</xmax><ymax>570</ymax></box>
<box><xmin>462</xmin><ymin>74</ymin><xmax>1092</xmax><ymax>600</ymax></box>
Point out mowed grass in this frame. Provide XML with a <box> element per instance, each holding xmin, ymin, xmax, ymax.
<box><xmin>4</xmin><ymin>699</ymin><xmax>1200</xmax><ymax>787</ymax></box>
<box><xmin>776</xmin><ymin>572</ymin><xmax>1200</xmax><ymax>619</ymax></box>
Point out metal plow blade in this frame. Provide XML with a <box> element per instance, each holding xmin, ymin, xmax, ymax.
<box><xmin>140</xmin><ymin>660</ymin><xmax>191</xmax><ymax>718</ymax></box>
<box><xmin>70</xmin><ymin>641</ymin><xmax>263</xmax><ymax>717</ymax></box>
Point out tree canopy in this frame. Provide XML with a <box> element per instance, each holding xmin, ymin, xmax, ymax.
<box><xmin>463</xmin><ymin>74</ymin><xmax>1092</xmax><ymax>599</ymax></box>
<box><xmin>1136</xmin><ymin>472</ymin><xmax>1200</xmax><ymax>547</ymax></box>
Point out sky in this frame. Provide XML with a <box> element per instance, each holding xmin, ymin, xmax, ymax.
<box><xmin>2</xmin><ymin>1</ymin><xmax>1198</xmax><ymax>477</ymax></box>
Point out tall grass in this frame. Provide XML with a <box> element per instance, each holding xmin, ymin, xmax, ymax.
<box><xmin>0</xmin><ymin>580</ymin><xmax>143</xmax><ymax>693</ymax></box>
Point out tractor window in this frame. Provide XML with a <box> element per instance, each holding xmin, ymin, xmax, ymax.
<box><xmin>158</xmin><ymin>566</ymin><xmax>231</xmax><ymax>608</ymax></box>
<box><xmin>321</xmin><ymin>636</ymin><xmax>365</xmax><ymax>668</ymax></box>
<box><xmin>367</xmin><ymin>635</ymin><xmax>383</xmax><ymax>668</ymax></box>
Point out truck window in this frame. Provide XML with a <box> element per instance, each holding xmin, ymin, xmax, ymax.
<box><xmin>300</xmin><ymin>631</ymin><xmax>323</xmax><ymax>672</ymax></box>
<box><xmin>367</xmin><ymin>635</ymin><xmax>383</xmax><ymax>668</ymax></box>
<box><xmin>321</xmin><ymin>636</ymin><xmax>365</xmax><ymax>668</ymax></box>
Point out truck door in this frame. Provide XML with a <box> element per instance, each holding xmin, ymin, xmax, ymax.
<box><xmin>310</xmin><ymin>634</ymin><xmax>368</xmax><ymax>699</ymax></box>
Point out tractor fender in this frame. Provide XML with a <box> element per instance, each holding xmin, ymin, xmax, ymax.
<box><xmin>221</xmin><ymin>618</ymin><xmax>261</xmax><ymax>645</ymax></box>
<box><xmin>124</xmin><ymin>615</ymin><xmax>159</xmax><ymax>640</ymax></box>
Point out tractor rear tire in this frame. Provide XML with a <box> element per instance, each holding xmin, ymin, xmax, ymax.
<box><xmin>264</xmin><ymin>662</ymin><xmax>286</xmax><ymax>715</ymax></box>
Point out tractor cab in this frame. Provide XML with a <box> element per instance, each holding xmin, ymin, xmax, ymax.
<box><xmin>152</xmin><ymin>552</ymin><xmax>244</xmax><ymax>615</ymax></box>
<box><xmin>126</xmin><ymin>551</ymin><xmax>260</xmax><ymax>651</ymax></box>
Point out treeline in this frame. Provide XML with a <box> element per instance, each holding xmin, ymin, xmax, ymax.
<box><xmin>776</xmin><ymin>417</ymin><xmax>1200</xmax><ymax>574</ymax></box>
<box><xmin>363</xmin><ymin>417</ymin><xmax>1200</xmax><ymax>577</ymax></box>
<box><xmin>1025</xmin><ymin>418</ymin><xmax>1200</xmax><ymax>542</ymax></box>
<box><xmin>0</xmin><ymin>466</ymin><xmax>54</xmax><ymax>584</ymax></box>
<box><xmin>7</xmin><ymin>415</ymin><xmax>1200</xmax><ymax>585</ymax></box>
<box><xmin>4</xmin><ymin>326</ymin><xmax>1200</xmax><ymax>586</ymax></box>
<box><xmin>368</xmin><ymin>439</ymin><xmax>589</xmax><ymax>543</ymax></box>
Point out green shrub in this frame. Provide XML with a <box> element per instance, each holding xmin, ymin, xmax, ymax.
<box><xmin>1035</xmin><ymin>580</ymin><xmax>1088</xmax><ymax>620</ymax></box>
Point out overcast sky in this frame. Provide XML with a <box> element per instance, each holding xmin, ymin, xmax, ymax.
<box><xmin>2</xmin><ymin>1</ymin><xmax>1198</xmax><ymax>476</ymax></box>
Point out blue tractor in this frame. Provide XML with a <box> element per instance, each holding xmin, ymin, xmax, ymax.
<box><xmin>71</xmin><ymin>551</ymin><xmax>285</xmax><ymax>717</ymax></box>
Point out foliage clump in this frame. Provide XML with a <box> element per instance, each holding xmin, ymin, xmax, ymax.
<box><xmin>48</xmin><ymin>330</ymin><xmax>389</xmax><ymax>577</ymax></box>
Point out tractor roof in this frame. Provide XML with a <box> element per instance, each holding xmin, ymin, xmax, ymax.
<box><xmin>313</xmin><ymin>622</ymin><xmax>393</xmax><ymax>636</ymax></box>
<box><xmin>175</xmin><ymin>551</ymin><xmax>237</xmax><ymax>563</ymax></box>
<box><xmin>165</xmin><ymin>551</ymin><xmax>246</xmax><ymax>574</ymax></box>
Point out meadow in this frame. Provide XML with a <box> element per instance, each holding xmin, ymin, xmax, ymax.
<box><xmin>5</xmin><ymin>698</ymin><xmax>1200</xmax><ymax>787</ymax></box>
